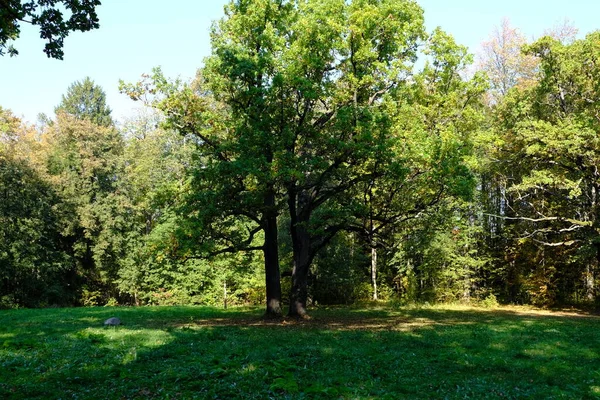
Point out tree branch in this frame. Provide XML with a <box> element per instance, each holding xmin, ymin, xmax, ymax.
<box><xmin>484</xmin><ymin>213</ymin><xmax>592</xmax><ymax>227</ymax></box>
<box><xmin>183</xmin><ymin>224</ymin><xmax>264</xmax><ymax>262</ymax></box>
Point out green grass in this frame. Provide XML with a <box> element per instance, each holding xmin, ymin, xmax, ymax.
<box><xmin>1</xmin><ymin>304</ymin><xmax>599</xmax><ymax>399</ymax></box>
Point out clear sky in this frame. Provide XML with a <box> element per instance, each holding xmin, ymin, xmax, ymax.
<box><xmin>1</xmin><ymin>0</ymin><xmax>598</xmax><ymax>124</ymax></box>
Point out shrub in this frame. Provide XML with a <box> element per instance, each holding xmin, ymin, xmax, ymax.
<box><xmin>480</xmin><ymin>293</ymin><xmax>499</xmax><ymax>308</ymax></box>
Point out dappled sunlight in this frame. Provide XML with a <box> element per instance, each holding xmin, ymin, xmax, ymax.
<box><xmin>69</xmin><ymin>327</ymin><xmax>175</xmax><ymax>351</ymax></box>
<box><xmin>2</xmin><ymin>305</ymin><xmax>600</xmax><ymax>398</ymax></box>
<box><xmin>238</xmin><ymin>363</ymin><xmax>257</xmax><ymax>375</ymax></box>
<box><xmin>0</xmin><ymin>333</ymin><xmax>15</xmax><ymax>340</ymax></box>
<box><xmin>528</xmin><ymin>341</ymin><xmax>597</xmax><ymax>361</ymax></box>
<box><xmin>321</xmin><ymin>347</ymin><xmax>334</xmax><ymax>355</ymax></box>
<box><xmin>169</xmin><ymin>313</ymin><xmax>449</xmax><ymax>332</ymax></box>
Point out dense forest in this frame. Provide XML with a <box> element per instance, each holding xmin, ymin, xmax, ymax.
<box><xmin>1</xmin><ymin>0</ymin><xmax>599</xmax><ymax>316</ymax></box>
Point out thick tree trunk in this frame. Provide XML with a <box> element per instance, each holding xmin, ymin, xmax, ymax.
<box><xmin>263</xmin><ymin>191</ymin><xmax>282</xmax><ymax>318</ymax></box>
<box><xmin>288</xmin><ymin>188</ymin><xmax>312</xmax><ymax>318</ymax></box>
<box><xmin>371</xmin><ymin>246</ymin><xmax>378</xmax><ymax>301</ymax></box>
<box><xmin>288</xmin><ymin>224</ymin><xmax>311</xmax><ymax>317</ymax></box>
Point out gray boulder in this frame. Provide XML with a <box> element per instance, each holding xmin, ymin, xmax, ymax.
<box><xmin>104</xmin><ymin>317</ymin><xmax>121</xmax><ymax>326</ymax></box>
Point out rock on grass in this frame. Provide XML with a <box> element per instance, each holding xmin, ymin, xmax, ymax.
<box><xmin>104</xmin><ymin>317</ymin><xmax>121</xmax><ymax>326</ymax></box>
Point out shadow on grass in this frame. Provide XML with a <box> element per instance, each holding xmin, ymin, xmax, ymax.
<box><xmin>1</xmin><ymin>306</ymin><xmax>599</xmax><ymax>399</ymax></box>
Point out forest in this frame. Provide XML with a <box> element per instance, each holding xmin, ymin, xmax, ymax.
<box><xmin>1</xmin><ymin>0</ymin><xmax>599</xmax><ymax>318</ymax></box>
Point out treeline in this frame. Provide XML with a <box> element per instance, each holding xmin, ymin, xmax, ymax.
<box><xmin>0</xmin><ymin>79</ymin><xmax>257</xmax><ymax>308</ymax></box>
<box><xmin>1</xmin><ymin>1</ymin><xmax>599</xmax><ymax>313</ymax></box>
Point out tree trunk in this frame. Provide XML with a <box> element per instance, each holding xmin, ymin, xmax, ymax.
<box><xmin>288</xmin><ymin>225</ymin><xmax>311</xmax><ymax>318</ymax></box>
<box><xmin>371</xmin><ymin>246</ymin><xmax>378</xmax><ymax>301</ymax></box>
<box><xmin>587</xmin><ymin>241</ymin><xmax>600</xmax><ymax>303</ymax></box>
<box><xmin>288</xmin><ymin>189</ymin><xmax>312</xmax><ymax>318</ymax></box>
<box><xmin>263</xmin><ymin>191</ymin><xmax>282</xmax><ymax>318</ymax></box>
<box><xmin>585</xmin><ymin>263</ymin><xmax>595</xmax><ymax>301</ymax></box>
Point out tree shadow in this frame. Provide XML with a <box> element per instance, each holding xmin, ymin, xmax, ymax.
<box><xmin>1</xmin><ymin>306</ymin><xmax>599</xmax><ymax>398</ymax></box>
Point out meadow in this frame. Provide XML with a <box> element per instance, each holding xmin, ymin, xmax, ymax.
<box><xmin>1</xmin><ymin>304</ymin><xmax>599</xmax><ymax>399</ymax></box>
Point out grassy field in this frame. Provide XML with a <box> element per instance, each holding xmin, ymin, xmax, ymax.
<box><xmin>1</xmin><ymin>304</ymin><xmax>599</xmax><ymax>399</ymax></box>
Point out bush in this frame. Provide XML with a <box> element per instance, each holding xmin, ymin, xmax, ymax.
<box><xmin>104</xmin><ymin>297</ymin><xmax>119</xmax><ymax>307</ymax></box>
<box><xmin>150</xmin><ymin>288</ymin><xmax>190</xmax><ymax>306</ymax></box>
<box><xmin>81</xmin><ymin>288</ymin><xmax>103</xmax><ymax>307</ymax></box>
<box><xmin>480</xmin><ymin>293</ymin><xmax>499</xmax><ymax>308</ymax></box>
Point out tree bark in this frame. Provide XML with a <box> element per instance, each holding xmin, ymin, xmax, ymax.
<box><xmin>288</xmin><ymin>189</ymin><xmax>312</xmax><ymax>318</ymax></box>
<box><xmin>371</xmin><ymin>246</ymin><xmax>378</xmax><ymax>301</ymax></box>
<box><xmin>587</xmin><ymin>240</ymin><xmax>600</xmax><ymax>303</ymax></box>
<box><xmin>288</xmin><ymin>223</ymin><xmax>311</xmax><ymax>317</ymax></box>
<box><xmin>263</xmin><ymin>190</ymin><xmax>282</xmax><ymax>318</ymax></box>
<box><xmin>585</xmin><ymin>263</ymin><xmax>595</xmax><ymax>301</ymax></box>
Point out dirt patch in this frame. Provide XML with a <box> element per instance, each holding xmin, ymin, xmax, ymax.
<box><xmin>474</xmin><ymin>305</ymin><xmax>600</xmax><ymax>319</ymax></box>
<box><xmin>174</xmin><ymin>315</ymin><xmax>448</xmax><ymax>332</ymax></box>
<box><xmin>167</xmin><ymin>305</ymin><xmax>599</xmax><ymax>331</ymax></box>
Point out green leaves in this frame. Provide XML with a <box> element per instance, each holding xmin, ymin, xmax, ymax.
<box><xmin>484</xmin><ymin>31</ymin><xmax>600</xmax><ymax>304</ymax></box>
<box><xmin>55</xmin><ymin>77</ymin><xmax>113</xmax><ymax>127</ymax></box>
<box><xmin>0</xmin><ymin>0</ymin><xmax>101</xmax><ymax>59</ymax></box>
<box><xmin>0</xmin><ymin>147</ymin><xmax>70</xmax><ymax>308</ymax></box>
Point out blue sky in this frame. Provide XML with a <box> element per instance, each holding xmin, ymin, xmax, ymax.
<box><xmin>1</xmin><ymin>0</ymin><xmax>598</xmax><ymax>124</ymax></box>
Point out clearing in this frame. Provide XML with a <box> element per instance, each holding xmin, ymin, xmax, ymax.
<box><xmin>1</xmin><ymin>304</ymin><xmax>599</xmax><ymax>399</ymax></box>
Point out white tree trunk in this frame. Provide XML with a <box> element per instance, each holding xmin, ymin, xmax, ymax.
<box><xmin>371</xmin><ymin>246</ymin><xmax>378</xmax><ymax>301</ymax></box>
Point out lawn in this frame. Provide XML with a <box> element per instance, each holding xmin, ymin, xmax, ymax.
<box><xmin>1</xmin><ymin>304</ymin><xmax>599</xmax><ymax>399</ymax></box>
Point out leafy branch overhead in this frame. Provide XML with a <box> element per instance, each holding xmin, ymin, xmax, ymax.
<box><xmin>0</xmin><ymin>0</ymin><xmax>101</xmax><ymax>58</ymax></box>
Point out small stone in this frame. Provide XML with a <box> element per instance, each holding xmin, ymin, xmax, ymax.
<box><xmin>104</xmin><ymin>317</ymin><xmax>121</xmax><ymax>326</ymax></box>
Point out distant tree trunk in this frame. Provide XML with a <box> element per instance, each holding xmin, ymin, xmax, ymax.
<box><xmin>263</xmin><ymin>189</ymin><xmax>282</xmax><ymax>318</ymax></box>
<box><xmin>371</xmin><ymin>246</ymin><xmax>378</xmax><ymax>301</ymax></box>
<box><xmin>585</xmin><ymin>263</ymin><xmax>595</xmax><ymax>301</ymax></box>
<box><xmin>585</xmin><ymin>241</ymin><xmax>600</xmax><ymax>302</ymax></box>
<box><xmin>368</xmin><ymin>187</ymin><xmax>378</xmax><ymax>301</ymax></box>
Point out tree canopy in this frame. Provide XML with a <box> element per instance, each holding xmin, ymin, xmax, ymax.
<box><xmin>120</xmin><ymin>0</ymin><xmax>485</xmax><ymax>316</ymax></box>
<box><xmin>0</xmin><ymin>0</ymin><xmax>101</xmax><ymax>58</ymax></box>
<box><xmin>55</xmin><ymin>77</ymin><xmax>113</xmax><ymax>126</ymax></box>
<box><xmin>3</xmin><ymin>1</ymin><xmax>600</xmax><ymax>313</ymax></box>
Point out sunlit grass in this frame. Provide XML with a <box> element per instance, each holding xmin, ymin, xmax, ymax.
<box><xmin>1</xmin><ymin>304</ymin><xmax>599</xmax><ymax>398</ymax></box>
